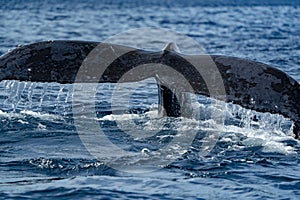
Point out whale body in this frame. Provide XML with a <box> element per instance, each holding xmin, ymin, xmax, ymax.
<box><xmin>0</xmin><ymin>40</ymin><xmax>299</xmax><ymax>139</ymax></box>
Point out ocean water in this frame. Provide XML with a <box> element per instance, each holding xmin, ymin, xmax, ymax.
<box><xmin>0</xmin><ymin>0</ymin><xmax>300</xmax><ymax>199</ymax></box>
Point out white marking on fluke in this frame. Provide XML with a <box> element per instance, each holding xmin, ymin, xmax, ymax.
<box><xmin>163</xmin><ymin>42</ymin><xmax>180</xmax><ymax>53</ymax></box>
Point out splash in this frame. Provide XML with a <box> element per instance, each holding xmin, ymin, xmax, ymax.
<box><xmin>0</xmin><ymin>80</ymin><xmax>298</xmax><ymax>155</ymax></box>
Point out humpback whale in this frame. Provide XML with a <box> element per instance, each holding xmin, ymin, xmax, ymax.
<box><xmin>0</xmin><ymin>40</ymin><xmax>299</xmax><ymax>139</ymax></box>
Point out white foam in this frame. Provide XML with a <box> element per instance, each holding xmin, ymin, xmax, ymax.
<box><xmin>217</xmin><ymin>122</ymin><xmax>296</xmax><ymax>154</ymax></box>
<box><xmin>96</xmin><ymin>102</ymin><xmax>298</xmax><ymax>155</ymax></box>
<box><xmin>0</xmin><ymin>109</ymin><xmax>64</xmax><ymax>123</ymax></box>
<box><xmin>0</xmin><ymin>109</ymin><xmax>23</xmax><ymax>118</ymax></box>
<box><xmin>99</xmin><ymin>113</ymin><xmax>140</xmax><ymax>121</ymax></box>
<box><xmin>37</xmin><ymin>123</ymin><xmax>47</xmax><ymax>130</ymax></box>
<box><xmin>20</xmin><ymin>110</ymin><xmax>63</xmax><ymax>121</ymax></box>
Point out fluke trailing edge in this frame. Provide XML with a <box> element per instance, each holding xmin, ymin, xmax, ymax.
<box><xmin>0</xmin><ymin>40</ymin><xmax>299</xmax><ymax>139</ymax></box>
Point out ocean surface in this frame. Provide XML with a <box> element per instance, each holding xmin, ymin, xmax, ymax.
<box><xmin>0</xmin><ymin>0</ymin><xmax>300</xmax><ymax>199</ymax></box>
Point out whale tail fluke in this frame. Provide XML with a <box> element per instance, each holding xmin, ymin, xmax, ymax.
<box><xmin>0</xmin><ymin>40</ymin><xmax>299</xmax><ymax>139</ymax></box>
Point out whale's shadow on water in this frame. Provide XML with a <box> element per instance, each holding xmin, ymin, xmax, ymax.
<box><xmin>0</xmin><ymin>40</ymin><xmax>299</xmax><ymax>139</ymax></box>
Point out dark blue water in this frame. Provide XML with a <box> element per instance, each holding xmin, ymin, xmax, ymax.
<box><xmin>1</xmin><ymin>0</ymin><xmax>300</xmax><ymax>199</ymax></box>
